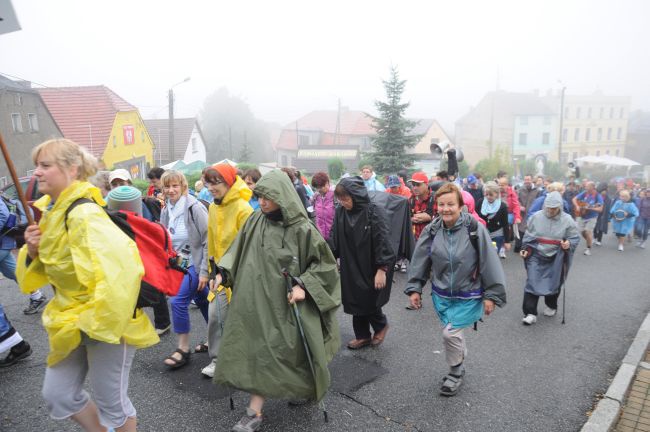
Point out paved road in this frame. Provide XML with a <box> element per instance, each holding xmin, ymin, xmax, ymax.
<box><xmin>1</xmin><ymin>236</ymin><xmax>649</xmax><ymax>432</ymax></box>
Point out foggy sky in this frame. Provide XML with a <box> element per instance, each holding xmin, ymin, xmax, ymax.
<box><xmin>2</xmin><ymin>0</ymin><xmax>649</xmax><ymax>133</ymax></box>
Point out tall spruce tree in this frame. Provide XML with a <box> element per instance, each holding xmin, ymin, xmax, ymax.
<box><xmin>368</xmin><ymin>66</ymin><xmax>421</xmax><ymax>174</ymax></box>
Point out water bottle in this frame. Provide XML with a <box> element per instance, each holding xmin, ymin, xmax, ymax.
<box><xmin>179</xmin><ymin>245</ymin><xmax>191</xmax><ymax>270</ymax></box>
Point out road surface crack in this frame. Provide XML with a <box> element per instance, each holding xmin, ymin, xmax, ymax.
<box><xmin>334</xmin><ymin>390</ymin><xmax>423</xmax><ymax>431</ymax></box>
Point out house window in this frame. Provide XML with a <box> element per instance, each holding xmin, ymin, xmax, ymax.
<box><xmin>11</xmin><ymin>113</ymin><xmax>22</xmax><ymax>133</ymax></box>
<box><xmin>576</xmin><ymin>107</ymin><xmax>581</xmax><ymax>119</ymax></box>
<box><xmin>617</xmin><ymin>128</ymin><xmax>622</xmax><ymax>140</ymax></box>
<box><xmin>519</xmin><ymin>116</ymin><xmax>528</xmax><ymax>125</ymax></box>
<box><xmin>587</xmin><ymin>107</ymin><xmax>592</xmax><ymax>119</ymax></box>
<box><xmin>599</xmin><ymin>107</ymin><xmax>604</xmax><ymax>119</ymax></box>
<box><xmin>191</xmin><ymin>137</ymin><xmax>197</xmax><ymax>153</ymax></box>
<box><xmin>113</xmin><ymin>136</ymin><xmax>117</xmax><ymax>148</ymax></box>
<box><xmin>562</xmin><ymin>128</ymin><xmax>568</xmax><ymax>143</ymax></box>
<box><xmin>141</xmin><ymin>131</ymin><xmax>145</xmax><ymax>142</ymax></box>
<box><xmin>564</xmin><ymin>107</ymin><xmax>570</xmax><ymax>119</ymax></box>
<box><xmin>609</xmin><ymin>107</ymin><xmax>614</xmax><ymax>118</ymax></box>
<box><xmin>619</xmin><ymin>107</ymin><xmax>625</xmax><ymax>119</ymax></box>
<box><xmin>597</xmin><ymin>128</ymin><xmax>602</xmax><ymax>141</ymax></box>
<box><xmin>298</xmin><ymin>135</ymin><xmax>310</xmax><ymax>146</ymax></box>
<box><xmin>585</xmin><ymin>128</ymin><xmax>591</xmax><ymax>141</ymax></box>
<box><xmin>542</xmin><ymin>132</ymin><xmax>550</xmax><ymax>145</ymax></box>
<box><xmin>607</xmin><ymin>128</ymin><xmax>612</xmax><ymax>140</ymax></box>
<box><xmin>14</xmin><ymin>94</ymin><xmax>22</xmax><ymax>106</ymax></box>
<box><xmin>574</xmin><ymin>128</ymin><xmax>580</xmax><ymax>142</ymax></box>
<box><xmin>28</xmin><ymin>113</ymin><xmax>39</xmax><ymax>132</ymax></box>
<box><xmin>518</xmin><ymin>133</ymin><xmax>527</xmax><ymax>145</ymax></box>
<box><xmin>543</xmin><ymin>116</ymin><xmax>551</xmax><ymax>125</ymax></box>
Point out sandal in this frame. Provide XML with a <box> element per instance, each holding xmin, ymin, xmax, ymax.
<box><xmin>440</xmin><ymin>370</ymin><xmax>464</xmax><ymax>397</ymax></box>
<box><xmin>164</xmin><ymin>348</ymin><xmax>191</xmax><ymax>369</ymax></box>
<box><xmin>194</xmin><ymin>342</ymin><xmax>209</xmax><ymax>353</ymax></box>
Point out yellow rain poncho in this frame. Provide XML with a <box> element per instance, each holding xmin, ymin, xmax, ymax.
<box><xmin>16</xmin><ymin>181</ymin><xmax>158</xmax><ymax>366</ymax></box>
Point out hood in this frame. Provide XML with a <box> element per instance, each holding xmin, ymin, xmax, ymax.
<box><xmin>254</xmin><ymin>169</ymin><xmax>307</xmax><ymax>225</ymax></box>
<box><xmin>544</xmin><ymin>191</ymin><xmax>563</xmax><ymax>210</ymax></box>
<box><xmin>339</xmin><ymin>176</ymin><xmax>370</xmax><ymax>211</ymax></box>
<box><xmin>221</xmin><ymin>176</ymin><xmax>253</xmax><ymax>206</ymax></box>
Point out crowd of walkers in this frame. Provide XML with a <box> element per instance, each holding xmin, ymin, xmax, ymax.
<box><xmin>0</xmin><ymin>138</ymin><xmax>648</xmax><ymax>431</ymax></box>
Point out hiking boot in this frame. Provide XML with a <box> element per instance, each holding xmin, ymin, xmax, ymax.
<box><xmin>232</xmin><ymin>408</ymin><xmax>263</xmax><ymax>432</ymax></box>
<box><xmin>347</xmin><ymin>338</ymin><xmax>371</xmax><ymax>350</ymax></box>
<box><xmin>583</xmin><ymin>248</ymin><xmax>591</xmax><ymax>256</ymax></box>
<box><xmin>23</xmin><ymin>296</ymin><xmax>47</xmax><ymax>315</ymax></box>
<box><xmin>156</xmin><ymin>324</ymin><xmax>171</xmax><ymax>336</ymax></box>
<box><xmin>371</xmin><ymin>324</ymin><xmax>389</xmax><ymax>347</ymax></box>
<box><xmin>543</xmin><ymin>307</ymin><xmax>557</xmax><ymax>317</ymax></box>
<box><xmin>0</xmin><ymin>341</ymin><xmax>32</xmax><ymax>368</ymax></box>
<box><xmin>201</xmin><ymin>360</ymin><xmax>216</xmax><ymax>378</ymax></box>
<box><xmin>522</xmin><ymin>314</ymin><xmax>537</xmax><ymax>325</ymax></box>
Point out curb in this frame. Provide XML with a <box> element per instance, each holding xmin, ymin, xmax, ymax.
<box><xmin>580</xmin><ymin>312</ymin><xmax>650</xmax><ymax>432</ymax></box>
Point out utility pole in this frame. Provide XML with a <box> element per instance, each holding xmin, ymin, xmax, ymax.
<box><xmin>558</xmin><ymin>86</ymin><xmax>566</xmax><ymax>164</ymax></box>
<box><xmin>168</xmin><ymin>89</ymin><xmax>174</xmax><ymax>165</ymax></box>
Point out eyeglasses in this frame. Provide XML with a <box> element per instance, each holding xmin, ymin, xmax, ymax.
<box><xmin>204</xmin><ymin>179</ymin><xmax>225</xmax><ymax>186</ymax></box>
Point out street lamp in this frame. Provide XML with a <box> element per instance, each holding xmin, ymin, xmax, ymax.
<box><xmin>557</xmin><ymin>83</ymin><xmax>566</xmax><ymax>164</ymax></box>
<box><xmin>168</xmin><ymin>77</ymin><xmax>191</xmax><ymax>165</ymax></box>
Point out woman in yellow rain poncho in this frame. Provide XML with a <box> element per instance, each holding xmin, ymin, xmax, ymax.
<box><xmin>18</xmin><ymin>139</ymin><xmax>158</xmax><ymax>432</ymax></box>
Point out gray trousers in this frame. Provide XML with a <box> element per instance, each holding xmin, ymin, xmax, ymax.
<box><xmin>42</xmin><ymin>337</ymin><xmax>136</xmax><ymax>429</ymax></box>
<box><xmin>442</xmin><ymin>324</ymin><xmax>466</xmax><ymax>367</ymax></box>
<box><xmin>207</xmin><ymin>290</ymin><xmax>229</xmax><ymax>361</ymax></box>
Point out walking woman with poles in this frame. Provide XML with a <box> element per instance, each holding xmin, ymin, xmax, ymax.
<box><xmin>520</xmin><ymin>192</ymin><xmax>580</xmax><ymax>325</ymax></box>
<box><xmin>211</xmin><ymin>170</ymin><xmax>340</xmax><ymax>432</ymax></box>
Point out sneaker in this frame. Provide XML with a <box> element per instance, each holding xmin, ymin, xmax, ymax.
<box><xmin>201</xmin><ymin>360</ymin><xmax>216</xmax><ymax>378</ymax></box>
<box><xmin>498</xmin><ymin>248</ymin><xmax>507</xmax><ymax>259</ymax></box>
<box><xmin>232</xmin><ymin>408</ymin><xmax>263</xmax><ymax>432</ymax></box>
<box><xmin>543</xmin><ymin>307</ymin><xmax>557</xmax><ymax>317</ymax></box>
<box><xmin>522</xmin><ymin>314</ymin><xmax>537</xmax><ymax>325</ymax></box>
<box><xmin>638</xmin><ymin>241</ymin><xmax>646</xmax><ymax>249</ymax></box>
<box><xmin>583</xmin><ymin>248</ymin><xmax>591</xmax><ymax>256</ymax></box>
<box><xmin>618</xmin><ymin>244</ymin><xmax>624</xmax><ymax>252</ymax></box>
<box><xmin>400</xmin><ymin>262</ymin><xmax>408</xmax><ymax>273</ymax></box>
<box><xmin>155</xmin><ymin>324</ymin><xmax>171</xmax><ymax>336</ymax></box>
<box><xmin>593</xmin><ymin>240</ymin><xmax>602</xmax><ymax>246</ymax></box>
<box><xmin>190</xmin><ymin>299</ymin><xmax>198</xmax><ymax>309</ymax></box>
<box><xmin>23</xmin><ymin>296</ymin><xmax>48</xmax><ymax>315</ymax></box>
<box><xmin>0</xmin><ymin>341</ymin><xmax>32</xmax><ymax>367</ymax></box>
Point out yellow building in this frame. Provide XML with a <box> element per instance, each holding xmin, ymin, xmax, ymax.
<box><xmin>39</xmin><ymin>86</ymin><xmax>154</xmax><ymax>178</ymax></box>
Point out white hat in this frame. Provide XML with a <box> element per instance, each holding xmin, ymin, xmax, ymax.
<box><xmin>109</xmin><ymin>168</ymin><xmax>132</xmax><ymax>184</ymax></box>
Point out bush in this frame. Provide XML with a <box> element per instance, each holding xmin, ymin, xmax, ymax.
<box><xmin>132</xmin><ymin>179</ymin><xmax>149</xmax><ymax>194</ymax></box>
<box><xmin>328</xmin><ymin>158</ymin><xmax>345</xmax><ymax>180</ymax></box>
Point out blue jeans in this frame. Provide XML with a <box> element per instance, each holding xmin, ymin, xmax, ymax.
<box><xmin>0</xmin><ymin>249</ymin><xmax>17</xmax><ymax>281</ymax></box>
<box><xmin>170</xmin><ymin>265</ymin><xmax>209</xmax><ymax>334</ymax></box>
<box><xmin>491</xmin><ymin>235</ymin><xmax>505</xmax><ymax>250</ymax></box>
<box><xmin>0</xmin><ymin>303</ymin><xmax>11</xmax><ymax>338</ymax></box>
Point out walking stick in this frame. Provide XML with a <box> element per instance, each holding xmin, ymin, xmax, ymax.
<box><xmin>209</xmin><ymin>257</ymin><xmax>234</xmax><ymax>410</ymax></box>
<box><xmin>281</xmin><ymin>268</ymin><xmax>329</xmax><ymax>423</ymax></box>
<box><xmin>561</xmin><ymin>240</ymin><xmax>569</xmax><ymax>325</ymax></box>
<box><xmin>0</xmin><ymin>132</ymin><xmax>34</xmax><ymax>225</ymax></box>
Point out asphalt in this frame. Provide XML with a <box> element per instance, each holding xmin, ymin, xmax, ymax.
<box><xmin>1</xmin><ymin>235</ymin><xmax>649</xmax><ymax>432</ymax></box>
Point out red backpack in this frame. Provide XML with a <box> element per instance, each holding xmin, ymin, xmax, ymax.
<box><xmin>65</xmin><ymin>198</ymin><xmax>185</xmax><ymax>308</ymax></box>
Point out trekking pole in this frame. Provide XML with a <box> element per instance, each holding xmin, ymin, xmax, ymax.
<box><xmin>210</xmin><ymin>257</ymin><xmax>234</xmax><ymax>410</ymax></box>
<box><xmin>281</xmin><ymin>268</ymin><xmax>329</xmax><ymax>423</ymax></box>
<box><xmin>0</xmin><ymin>132</ymin><xmax>34</xmax><ymax>225</ymax></box>
<box><xmin>560</xmin><ymin>240</ymin><xmax>568</xmax><ymax>325</ymax></box>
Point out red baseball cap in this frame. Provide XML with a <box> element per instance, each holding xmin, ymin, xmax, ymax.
<box><xmin>409</xmin><ymin>172</ymin><xmax>428</xmax><ymax>184</ymax></box>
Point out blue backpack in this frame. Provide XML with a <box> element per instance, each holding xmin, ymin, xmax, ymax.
<box><xmin>0</xmin><ymin>193</ymin><xmax>29</xmax><ymax>246</ymax></box>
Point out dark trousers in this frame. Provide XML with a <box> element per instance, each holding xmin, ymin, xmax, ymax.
<box><xmin>593</xmin><ymin>227</ymin><xmax>605</xmax><ymax>242</ymax></box>
<box><xmin>352</xmin><ymin>309</ymin><xmax>387</xmax><ymax>340</ymax></box>
<box><xmin>523</xmin><ymin>291</ymin><xmax>560</xmax><ymax>316</ymax></box>
<box><xmin>152</xmin><ymin>293</ymin><xmax>171</xmax><ymax>330</ymax></box>
<box><xmin>514</xmin><ymin>231</ymin><xmax>525</xmax><ymax>252</ymax></box>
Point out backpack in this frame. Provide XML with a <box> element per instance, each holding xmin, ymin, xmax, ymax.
<box><xmin>65</xmin><ymin>198</ymin><xmax>185</xmax><ymax>309</ymax></box>
<box><xmin>197</xmin><ymin>199</ymin><xmax>211</xmax><ymax>211</ymax></box>
<box><xmin>429</xmin><ymin>216</ymin><xmax>481</xmax><ymax>281</ymax></box>
<box><xmin>0</xmin><ymin>193</ymin><xmax>29</xmax><ymax>247</ymax></box>
<box><xmin>142</xmin><ymin>197</ymin><xmax>163</xmax><ymax>222</ymax></box>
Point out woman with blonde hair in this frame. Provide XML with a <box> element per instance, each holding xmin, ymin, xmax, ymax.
<box><xmin>159</xmin><ymin>170</ymin><xmax>210</xmax><ymax>369</ymax></box>
<box><xmin>18</xmin><ymin>139</ymin><xmax>158</xmax><ymax>432</ymax></box>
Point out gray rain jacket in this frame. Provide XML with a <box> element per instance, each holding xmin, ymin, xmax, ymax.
<box><xmin>404</xmin><ymin>212</ymin><xmax>506</xmax><ymax>306</ymax></box>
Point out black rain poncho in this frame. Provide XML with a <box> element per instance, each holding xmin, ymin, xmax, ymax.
<box><xmin>328</xmin><ymin>176</ymin><xmax>396</xmax><ymax>316</ymax></box>
<box><xmin>214</xmin><ymin>170</ymin><xmax>341</xmax><ymax>401</ymax></box>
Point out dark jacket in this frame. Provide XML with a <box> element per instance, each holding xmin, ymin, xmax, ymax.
<box><xmin>518</xmin><ymin>185</ymin><xmax>539</xmax><ymax>232</ymax></box>
<box><xmin>328</xmin><ymin>176</ymin><xmax>396</xmax><ymax>315</ymax></box>
<box><xmin>595</xmin><ymin>193</ymin><xmax>612</xmax><ymax>233</ymax></box>
<box><xmin>476</xmin><ymin>198</ymin><xmax>510</xmax><ymax>240</ymax></box>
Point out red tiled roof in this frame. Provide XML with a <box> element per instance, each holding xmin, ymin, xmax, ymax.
<box><xmin>38</xmin><ymin>86</ymin><xmax>137</xmax><ymax>158</ymax></box>
<box><xmin>276</xmin><ymin>110</ymin><xmax>376</xmax><ymax>150</ymax></box>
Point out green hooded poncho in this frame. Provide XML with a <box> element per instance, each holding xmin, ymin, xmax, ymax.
<box><xmin>214</xmin><ymin>169</ymin><xmax>341</xmax><ymax>401</ymax></box>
